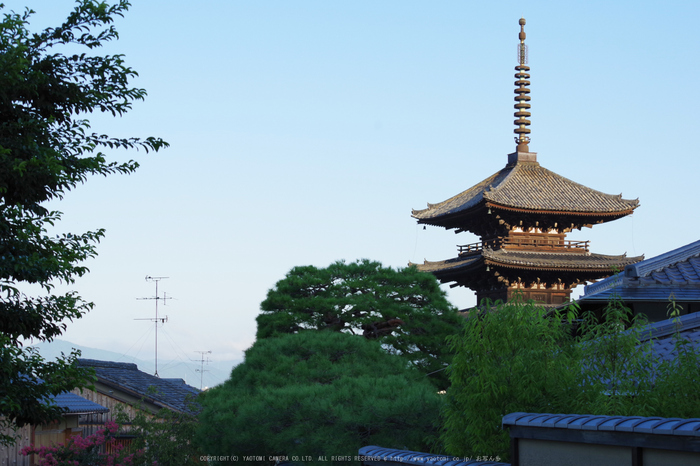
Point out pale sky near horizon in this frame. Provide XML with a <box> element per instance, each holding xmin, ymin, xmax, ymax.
<box><xmin>4</xmin><ymin>1</ymin><xmax>699</xmax><ymax>377</ymax></box>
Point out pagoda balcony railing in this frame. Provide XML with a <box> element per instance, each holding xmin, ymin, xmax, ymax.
<box><xmin>458</xmin><ymin>237</ymin><xmax>590</xmax><ymax>255</ymax></box>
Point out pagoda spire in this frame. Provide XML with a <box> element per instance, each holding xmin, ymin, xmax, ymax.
<box><xmin>412</xmin><ymin>17</ymin><xmax>642</xmax><ymax>307</ymax></box>
<box><xmin>514</xmin><ymin>17</ymin><xmax>531</xmax><ymax>152</ymax></box>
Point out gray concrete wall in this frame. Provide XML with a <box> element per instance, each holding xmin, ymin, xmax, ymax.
<box><xmin>518</xmin><ymin>439</ymin><xmax>630</xmax><ymax>466</ymax></box>
<box><xmin>644</xmin><ymin>448</ymin><xmax>700</xmax><ymax>466</ymax></box>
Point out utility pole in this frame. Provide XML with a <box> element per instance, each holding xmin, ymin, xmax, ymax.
<box><xmin>136</xmin><ymin>276</ymin><xmax>172</xmax><ymax>377</ymax></box>
<box><xmin>194</xmin><ymin>350</ymin><xmax>212</xmax><ymax>390</ymax></box>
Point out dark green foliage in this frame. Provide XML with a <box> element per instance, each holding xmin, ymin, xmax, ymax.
<box><xmin>257</xmin><ymin>259</ymin><xmax>462</xmax><ymax>389</ymax></box>
<box><xmin>0</xmin><ymin>0</ymin><xmax>166</xmax><ymax>442</ymax></box>
<box><xmin>196</xmin><ymin>331</ymin><xmax>443</xmax><ymax>465</ymax></box>
<box><xmin>442</xmin><ymin>296</ymin><xmax>700</xmax><ymax>461</ymax></box>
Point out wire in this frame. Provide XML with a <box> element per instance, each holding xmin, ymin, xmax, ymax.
<box><xmin>117</xmin><ymin>324</ymin><xmax>153</xmax><ymax>362</ymax></box>
<box><xmin>133</xmin><ymin>325</ymin><xmax>154</xmax><ymax>361</ymax></box>
<box><xmin>159</xmin><ymin>326</ymin><xmax>200</xmax><ymax>382</ymax></box>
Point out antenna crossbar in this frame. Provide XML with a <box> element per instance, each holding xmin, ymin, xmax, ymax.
<box><xmin>194</xmin><ymin>350</ymin><xmax>212</xmax><ymax>390</ymax></box>
<box><xmin>136</xmin><ymin>276</ymin><xmax>173</xmax><ymax>377</ymax></box>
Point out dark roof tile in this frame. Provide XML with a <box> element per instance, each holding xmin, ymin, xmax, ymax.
<box><xmin>635</xmin><ymin>313</ymin><xmax>700</xmax><ymax>366</ymax></box>
<box><xmin>77</xmin><ymin>359</ymin><xmax>200</xmax><ymax>414</ymax></box>
<box><xmin>581</xmin><ymin>240</ymin><xmax>700</xmax><ymax>302</ymax></box>
<box><xmin>48</xmin><ymin>392</ymin><xmax>109</xmax><ymax>414</ymax></box>
<box><xmin>504</xmin><ymin>413</ymin><xmax>700</xmax><ymax>437</ymax></box>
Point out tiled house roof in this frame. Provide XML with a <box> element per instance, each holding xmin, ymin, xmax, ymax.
<box><xmin>163</xmin><ymin>378</ymin><xmax>201</xmax><ymax>396</ymax></box>
<box><xmin>640</xmin><ymin>312</ymin><xmax>700</xmax><ymax>364</ymax></box>
<box><xmin>503</xmin><ymin>412</ymin><xmax>700</xmax><ymax>437</ymax></box>
<box><xmin>581</xmin><ymin>239</ymin><xmax>700</xmax><ymax>303</ymax></box>
<box><xmin>412</xmin><ymin>161</ymin><xmax>638</xmax><ymax>221</ymax></box>
<box><xmin>77</xmin><ymin>359</ymin><xmax>200</xmax><ymax>414</ymax></box>
<box><xmin>48</xmin><ymin>392</ymin><xmax>109</xmax><ymax>414</ymax></box>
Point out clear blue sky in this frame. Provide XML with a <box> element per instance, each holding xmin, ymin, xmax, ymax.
<box><xmin>4</xmin><ymin>1</ymin><xmax>699</xmax><ymax>373</ymax></box>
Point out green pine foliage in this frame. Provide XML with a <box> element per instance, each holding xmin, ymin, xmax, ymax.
<box><xmin>256</xmin><ymin>259</ymin><xmax>463</xmax><ymax>390</ymax></box>
<box><xmin>196</xmin><ymin>331</ymin><xmax>442</xmax><ymax>465</ymax></box>
<box><xmin>0</xmin><ymin>0</ymin><xmax>166</xmax><ymax>442</ymax></box>
<box><xmin>442</xmin><ymin>296</ymin><xmax>700</xmax><ymax>461</ymax></box>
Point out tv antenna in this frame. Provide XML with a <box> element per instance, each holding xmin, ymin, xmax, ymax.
<box><xmin>136</xmin><ymin>276</ymin><xmax>172</xmax><ymax>377</ymax></box>
<box><xmin>194</xmin><ymin>350</ymin><xmax>212</xmax><ymax>390</ymax></box>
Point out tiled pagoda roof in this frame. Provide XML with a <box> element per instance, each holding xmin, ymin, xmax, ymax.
<box><xmin>414</xmin><ymin>249</ymin><xmax>642</xmax><ymax>274</ymax></box>
<box><xmin>412</xmin><ymin>160</ymin><xmax>639</xmax><ymax>224</ymax></box>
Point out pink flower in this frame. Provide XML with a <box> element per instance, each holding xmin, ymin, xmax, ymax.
<box><xmin>104</xmin><ymin>420</ymin><xmax>119</xmax><ymax>433</ymax></box>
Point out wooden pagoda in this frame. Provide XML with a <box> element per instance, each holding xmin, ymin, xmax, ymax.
<box><xmin>411</xmin><ymin>18</ymin><xmax>642</xmax><ymax>306</ymax></box>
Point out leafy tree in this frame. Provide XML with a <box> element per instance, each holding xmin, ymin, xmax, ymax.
<box><xmin>115</xmin><ymin>395</ymin><xmax>201</xmax><ymax>466</ymax></box>
<box><xmin>257</xmin><ymin>259</ymin><xmax>462</xmax><ymax>389</ymax></box>
<box><xmin>638</xmin><ymin>300</ymin><xmax>700</xmax><ymax>418</ymax></box>
<box><xmin>442</xmin><ymin>296</ymin><xmax>700</xmax><ymax>461</ymax></box>
<box><xmin>196</xmin><ymin>331</ymin><xmax>443</xmax><ymax>465</ymax></box>
<box><xmin>575</xmin><ymin>297</ymin><xmax>656</xmax><ymax>415</ymax></box>
<box><xmin>442</xmin><ymin>298</ymin><xmax>586</xmax><ymax>459</ymax></box>
<box><xmin>0</xmin><ymin>0</ymin><xmax>166</xmax><ymax>441</ymax></box>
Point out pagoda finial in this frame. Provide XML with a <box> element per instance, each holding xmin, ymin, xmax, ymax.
<box><xmin>514</xmin><ymin>17</ymin><xmax>531</xmax><ymax>153</ymax></box>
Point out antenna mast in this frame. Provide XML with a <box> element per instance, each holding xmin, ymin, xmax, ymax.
<box><xmin>194</xmin><ymin>350</ymin><xmax>212</xmax><ymax>390</ymax></box>
<box><xmin>136</xmin><ymin>276</ymin><xmax>172</xmax><ymax>377</ymax></box>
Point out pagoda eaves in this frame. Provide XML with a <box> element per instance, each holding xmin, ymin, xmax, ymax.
<box><xmin>412</xmin><ymin>156</ymin><xmax>639</xmax><ymax>237</ymax></box>
<box><xmin>411</xmin><ymin>249</ymin><xmax>643</xmax><ymax>305</ymax></box>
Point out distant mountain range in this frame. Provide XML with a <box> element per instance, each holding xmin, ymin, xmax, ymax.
<box><xmin>31</xmin><ymin>339</ymin><xmax>240</xmax><ymax>389</ymax></box>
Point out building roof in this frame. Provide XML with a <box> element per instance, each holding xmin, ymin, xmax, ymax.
<box><xmin>415</xmin><ymin>249</ymin><xmax>641</xmax><ymax>274</ymax></box>
<box><xmin>47</xmin><ymin>392</ymin><xmax>109</xmax><ymax>415</ymax></box>
<box><xmin>639</xmin><ymin>312</ymin><xmax>700</xmax><ymax>364</ymax></box>
<box><xmin>412</xmin><ymin>161</ymin><xmax>638</xmax><ymax>225</ymax></box>
<box><xmin>503</xmin><ymin>412</ymin><xmax>700</xmax><ymax>437</ymax></box>
<box><xmin>163</xmin><ymin>378</ymin><xmax>201</xmax><ymax>396</ymax></box>
<box><xmin>581</xmin><ymin>239</ymin><xmax>700</xmax><ymax>303</ymax></box>
<box><xmin>358</xmin><ymin>446</ymin><xmax>507</xmax><ymax>466</ymax></box>
<box><xmin>77</xmin><ymin>359</ymin><xmax>200</xmax><ymax>414</ymax></box>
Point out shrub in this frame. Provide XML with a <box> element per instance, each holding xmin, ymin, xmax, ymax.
<box><xmin>441</xmin><ymin>296</ymin><xmax>697</xmax><ymax>461</ymax></box>
<box><xmin>21</xmin><ymin>421</ymin><xmax>142</xmax><ymax>466</ymax></box>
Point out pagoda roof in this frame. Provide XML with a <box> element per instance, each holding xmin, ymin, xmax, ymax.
<box><xmin>414</xmin><ymin>249</ymin><xmax>643</xmax><ymax>275</ymax></box>
<box><xmin>412</xmin><ymin>160</ymin><xmax>639</xmax><ymax>226</ymax></box>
